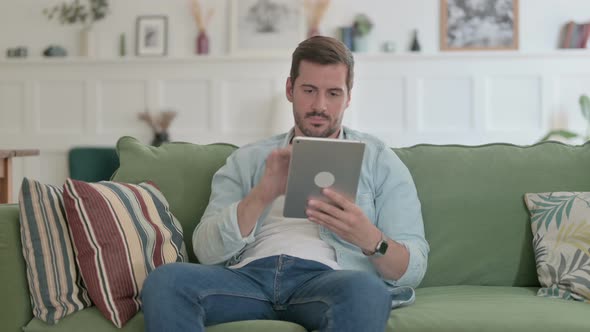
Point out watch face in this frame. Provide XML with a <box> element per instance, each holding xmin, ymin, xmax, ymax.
<box><xmin>377</xmin><ymin>240</ymin><xmax>389</xmax><ymax>255</ymax></box>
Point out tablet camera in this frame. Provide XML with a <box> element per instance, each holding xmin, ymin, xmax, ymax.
<box><xmin>314</xmin><ymin>171</ymin><xmax>335</xmax><ymax>188</ymax></box>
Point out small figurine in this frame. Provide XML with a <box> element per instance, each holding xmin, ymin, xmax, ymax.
<box><xmin>6</xmin><ymin>47</ymin><xmax>28</xmax><ymax>58</ymax></box>
<box><xmin>43</xmin><ymin>45</ymin><xmax>67</xmax><ymax>57</ymax></box>
<box><xmin>382</xmin><ymin>41</ymin><xmax>396</xmax><ymax>53</ymax></box>
<box><xmin>410</xmin><ymin>29</ymin><xmax>421</xmax><ymax>52</ymax></box>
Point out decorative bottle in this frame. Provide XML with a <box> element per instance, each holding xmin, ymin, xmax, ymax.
<box><xmin>410</xmin><ymin>29</ymin><xmax>421</xmax><ymax>52</ymax></box>
<box><xmin>197</xmin><ymin>30</ymin><xmax>209</xmax><ymax>55</ymax></box>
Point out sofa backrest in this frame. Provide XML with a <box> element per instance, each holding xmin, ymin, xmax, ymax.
<box><xmin>394</xmin><ymin>142</ymin><xmax>590</xmax><ymax>288</ymax></box>
<box><xmin>111</xmin><ymin>137</ymin><xmax>237</xmax><ymax>263</ymax></box>
<box><xmin>112</xmin><ymin>137</ymin><xmax>590</xmax><ymax>287</ymax></box>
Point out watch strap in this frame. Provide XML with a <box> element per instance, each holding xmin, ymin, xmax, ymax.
<box><xmin>362</xmin><ymin>232</ymin><xmax>388</xmax><ymax>256</ymax></box>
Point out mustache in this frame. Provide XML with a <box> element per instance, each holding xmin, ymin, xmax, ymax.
<box><xmin>305</xmin><ymin>111</ymin><xmax>329</xmax><ymax>119</ymax></box>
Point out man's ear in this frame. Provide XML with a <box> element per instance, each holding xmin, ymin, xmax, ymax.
<box><xmin>286</xmin><ymin>77</ymin><xmax>294</xmax><ymax>102</ymax></box>
<box><xmin>345</xmin><ymin>89</ymin><xmax>352</xmax><ymax>108</ymax></box>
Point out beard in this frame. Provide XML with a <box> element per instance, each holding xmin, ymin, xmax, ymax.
<box><xmin>294</xmin><ymin>110</ymin><xmax>341</xmax><ymax>138</ymax></box>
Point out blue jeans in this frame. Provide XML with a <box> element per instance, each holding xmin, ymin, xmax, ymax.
<box><xmin>141</xmin><ymin>255</ymin><xmax>392</xmax><ymax>332</ymax></box>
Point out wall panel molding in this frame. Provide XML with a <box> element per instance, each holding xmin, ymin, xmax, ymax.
<box><xmin>2</xmin><ymin>53</ymin><xmax>590</xmax><ymax>201</ymax></box>
<box><xmin>0</xmin><ymin>81</ymin><xmax>25</xmax><ymax>134</ymax></box>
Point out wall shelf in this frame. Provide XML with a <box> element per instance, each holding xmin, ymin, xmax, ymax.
<box><xmin>2</xmin><ymin>49</ymin><xmax>590</xmax><ymax>65</ymax></box>
<box><xmin>2</xmin><ymin>47</ymin><xmax>590</xmax><ymax>198</ymax></box>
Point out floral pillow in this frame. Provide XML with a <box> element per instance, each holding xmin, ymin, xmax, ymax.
<box><xmin>524</xmin><ymin>192</ymin><xmax>590</xmax><ymax>303</ymax></box>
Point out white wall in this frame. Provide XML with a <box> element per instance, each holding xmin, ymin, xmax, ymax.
<box><xmin>3</xmin><ymin>51</ymin><xmax>590</xmax><ymax>199</ymax></box>
<box><xmin>1</xmin><ymin>0</ymin><xmax>590</xmax><ymax>57</ymax></box>
<box><xmin>2</xmin><ymin>0</ymin><xmax>590</xmax><ymax>202</ymax></box>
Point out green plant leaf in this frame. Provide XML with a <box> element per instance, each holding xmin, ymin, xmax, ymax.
<box><xmin>44</xmin><ymin>0</ymin><xmax>108</xmax><ymax>25</ymax></box>
<box><xmin>529</xmin><ymin>194</ymin><xmax>579</xmax><ymax>231</ymax></box>
<box><xmin>539</xmin><ymin>130</ymin><xmax>579</xmax><ymax>142</ymax></box>
<box><xmin>556</xmin><ymin>221</ymin><xmax>590</xmax><ymax>256</ymax></box>
<box><xmin>557</xmin><ymin>253</ymin><xmax>567</xmax><ymax>277</ymax></box>
<box><xmin>533</xmin><ymin>235</ymin><xmax>548</xmax><ymax>268</ymax></box>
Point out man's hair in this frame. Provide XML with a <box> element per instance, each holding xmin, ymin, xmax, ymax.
<box><xmin>290</xmin><ymin>36</ymin><xmax>354</xmax><ymax>92</ymax></box>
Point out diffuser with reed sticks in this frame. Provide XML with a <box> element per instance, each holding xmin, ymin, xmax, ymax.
<box><xmin>190</xmin><ymin>0</ymin><xmax>214</xmax><ymax>55</ymax></box>
<box><xmin>304</xmin><ymin>0</ymin><xmax>331</xmax><ymax>38</ymax></box>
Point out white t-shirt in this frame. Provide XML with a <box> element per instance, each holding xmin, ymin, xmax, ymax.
<box><xmin>229</xmin><ymin>196</ymin><xmax>341</xmax><ymax>270</ymax></box>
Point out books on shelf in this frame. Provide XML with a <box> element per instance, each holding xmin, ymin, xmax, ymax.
<box><xmin>561</xmin><ymin>21</ymin><xmax>590</xmax><ymax>49</ymax></box>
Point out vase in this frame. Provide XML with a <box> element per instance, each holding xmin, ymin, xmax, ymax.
<box><xmin>151</xmin><ymin>132</ymin><xmax>170</xmax><ymax>147</ymax></box>
<box><xmin>196</xmin><ymin>30</ymin><xmax>209</xmax><ymax>55</ymax></box>
<box><xmin>307</xmin><ymin>27</ymin><xmax>320</xmax><ymax>38</ymax></box>
<box><xmin>80</xmin><ymin>26</ymin><xmax>97</xmax><ymax>57</ymax></box>
<box><xmin>353</xmin><ymin>35</ymin><xmax>369</xmax><ymax>53</ymax></box>
<box><xmin>119</xmin><ymin>33</ymin><xmax>127</xmax><ymax>57</ymax></box>
<box><xmin>339</xmin><ymin>26</ymin><xmax>354</xmax><ymax>51</ymax></box>
<box><xmin>410</xmin><ymin>29</ymin><xmax>421</xmax><ymax>52</ymax></box>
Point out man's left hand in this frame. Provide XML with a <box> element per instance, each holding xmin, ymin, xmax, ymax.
<box><xmin>306</xmin><ymin>188</ymin><xmax>381</xmax><ymax>253</ymax></box>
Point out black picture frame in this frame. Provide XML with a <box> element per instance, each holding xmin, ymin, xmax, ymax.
<box><xmin>136</xmin><ymin>15</ymin><xmax>168</xmax><ymax>56</ymax></box>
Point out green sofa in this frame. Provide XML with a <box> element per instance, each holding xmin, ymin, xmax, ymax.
<box><xmin>1</xmin><ymin>137</ymin><xmax>589</xmax><ymax>332</ymax></box>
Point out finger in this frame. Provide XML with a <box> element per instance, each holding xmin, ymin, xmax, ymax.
<box><xmin>266</xmin><ymin>148</ymin><xmax>291</xmax><ymax>168</ymax></box>
<box><xmin>278</xmin><ymin>146</ymin><xmax>292</xmax><ymax>158</ymax></box>
<box><xmin>308</xmin><ymin>199</ymin><xmax>346</xmax><ymax>220</ymax></box>
<box><xmin>306</xmin><ymin>208</ymin><xmax>350</xmax><ymax>234</ymax></box>
<box><xmin>322</xmin><ymin>188</ymin><xmax>354</xmax><ymax>210</ymax></box>
<box><xmin>266</xmin><ymin>149</ymin><xmax>280</xmax><ymax>162</ymax></box>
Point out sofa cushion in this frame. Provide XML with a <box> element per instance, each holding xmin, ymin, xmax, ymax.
<box><xmin>62</xmin><ymin>179</ymin><xmax>187</xmax><ymax>328</ymax></box>
<box><xmin>18</xmin><ymin>178</ymin><xmax>91</xmax><ymax>324</ymax></box>
<box><xmin>24</xmin><ymin>287</ymin><xmax>588</xmax><ymax>332</ymax></box>
<box><xmin>393</xmin><ymin>142</ymin><xmax>590</xmax><ymax>288</ymax></box>
<box><xmin>389</xmin><ymin>286</ymin><xmax>589</xmax><ymax>332</ymax></box>
<box><xmin>524</xmin><ymin>191</ymin><xmax>590</xmax><ymax>302</ymax></box>
<box><xmin>111</xmin><ymin>136</ymin><xmax>237</xmax><ymax>262</ymax></box>
<box><xmin>23</xmin><ymin>308</ymin><xmax>308</xmax><ymax>332</ymax></box>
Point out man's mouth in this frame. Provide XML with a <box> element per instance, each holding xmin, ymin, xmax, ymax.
<box><xmin>306</xmin><ymin>113</ymin><xmax>329</xmax><ymax>125</ymax></box>
<box><xmin>308</xmin><ymin>115</ymin><xmax>327</xmax><ymax>122</ymax></box>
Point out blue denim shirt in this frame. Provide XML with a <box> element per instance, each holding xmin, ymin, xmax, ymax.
<box><xmin>193</xmin><ymin>126</ymin><xmax>429</xmax><ymax>307</ymax></box>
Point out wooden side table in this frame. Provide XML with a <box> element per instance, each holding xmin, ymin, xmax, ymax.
<box><xmin>0</xmin><ymin>149</ymin><xmax>40</xmax><ymax>204</ymax></box>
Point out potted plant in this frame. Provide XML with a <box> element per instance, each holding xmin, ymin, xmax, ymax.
<box><xmin>540</xmin><ymin>94</ymin><xmax>590</xmax><ymax>143</ymax></box>
<box><xmin>352</xmin><ymin>13</ymin><xmax>373</xmax><ymax>52</ymax></box>
<box><xmin>138</xmin><ymin>110</ymin><xmax>178</xmax><ymax>147</ymax></box>
<box><xmin>43</xmin><ymin>0</ymin><xmax>110</xmax><ymax>56</ymax></box>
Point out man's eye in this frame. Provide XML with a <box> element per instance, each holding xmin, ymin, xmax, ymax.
<box><xmin>304</xmin><ymin>89</ymin><xmax>313</xmax><ymax>94</ymax></box>
<box><xmin>330</xmin><ymin>91</ymin><xmax>341</xmax><ymax>97</ymax></box>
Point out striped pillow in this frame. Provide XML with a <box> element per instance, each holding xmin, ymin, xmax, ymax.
<box><xmin>18</xmin><ymin>178</ymin><xmax>92</xmax><ymax>324</ymax></box>
<box><xmin>62</xmin><ymin>179</ymin><xmax>187</xmax><ymax>328</ymax></box>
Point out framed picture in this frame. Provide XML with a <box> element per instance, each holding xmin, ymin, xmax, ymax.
<box><xmin>440</xmin><ymin>0</ymin><xmax>519</xmax><ymax>51</ymax></box>
<box><xmin>229</xmin><ymin>0</ymin><xmax>306</xmax><ymax>55</ymax></box>
<box><xmin>136</xmin><ymin>16</ymin><xmax>168</xmax><ymax>56</ymax></box>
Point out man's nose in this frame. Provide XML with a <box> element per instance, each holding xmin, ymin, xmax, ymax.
<box><xmin>312</xmin><ymin>94</ymin><xmax>327</xmax><ymax>111</ymax></box>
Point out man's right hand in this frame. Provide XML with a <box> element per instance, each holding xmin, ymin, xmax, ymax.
<box><xmin>236</xmin><ymin>146</ymin><xmax>291</xmax><ymax>237</ymax></box>
<box><xmin>257</xmin><ymin>146</ymin><xmax>292</xmax><ymax>203</ymax></box>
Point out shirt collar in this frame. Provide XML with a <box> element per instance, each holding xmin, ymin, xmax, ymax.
<box><xmin>281</xmin><ymin>127</ymin><xmax>346</xmax><ymax>147</ymax></box>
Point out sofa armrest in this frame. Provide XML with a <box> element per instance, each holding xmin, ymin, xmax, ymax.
<box><xmin>0</xmin><ymin>204</ymin><xmax>33</xmax><ymax>331</ymax></box>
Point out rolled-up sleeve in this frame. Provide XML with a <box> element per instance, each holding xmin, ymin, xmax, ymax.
<box><xmin>374</xmin><ymin>146</ymin><xmax>429</xmax><ymax>288</ymax></box>
<box><xmin>193</xmin><ymin>152</ymin><xmax>257</xmax><ymax>265</ymax></box>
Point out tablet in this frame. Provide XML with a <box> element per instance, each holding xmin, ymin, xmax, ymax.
<box><xmin>283</xmin><ymin>136</ymin><xmax>366</xmax><ymax>218</ymax></box>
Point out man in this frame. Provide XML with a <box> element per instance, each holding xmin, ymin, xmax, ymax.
<box><xmin>142</xmin><ymin>36</ymin><xmax>429</xmax><ymax>332</ymax></box>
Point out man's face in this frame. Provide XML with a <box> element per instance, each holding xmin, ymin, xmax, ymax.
<box><xmin>286</xmin><ymin>60</ymin><xmax>351</xmax><ymax>138</ymax></box>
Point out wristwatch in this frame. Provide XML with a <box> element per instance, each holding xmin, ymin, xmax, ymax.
<box><xmin>363</xmin><ymin>232</ymin><xmax>389</xmax><ymax>256</ymax></box>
